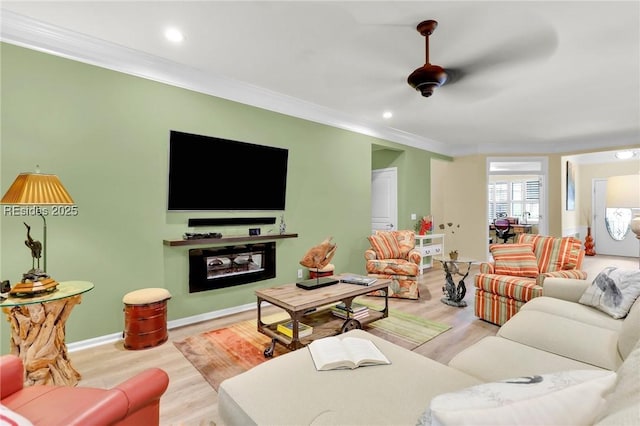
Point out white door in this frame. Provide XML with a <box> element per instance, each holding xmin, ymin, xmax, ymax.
<box><xmin>593</xmin><ymin>179</ymin><xmax>637</xmax><ymax>256</ymax></box>
<box><xmin>371</xmin><ymin>167</ymin><xmax>397</xmax><ymax>234</ymax></box>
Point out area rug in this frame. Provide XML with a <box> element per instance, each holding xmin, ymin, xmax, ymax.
<box><xmin>174</xmin><ymin>309</ymin><xmax>450</xmax><ymax>391</ymax></box>
<box><xmin>363</xmin><ymin>306</ymin><xmax>452</xmax><ymax>350</ymax></box>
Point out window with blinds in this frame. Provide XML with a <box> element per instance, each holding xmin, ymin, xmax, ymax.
<box><xmin>488</xmin><ymin>179</ymin><xmax>540</xmax><ymax>223</ymax></box>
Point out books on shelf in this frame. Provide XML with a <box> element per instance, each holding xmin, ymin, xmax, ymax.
<box><xmin>308</xmin><ymin>336</ymin><xmax>391</xmax><ymax>371</ymax></box>
<box><xmin>330</xmin><ymin>302</ymin><xmax>369</xmax><ymax>320</ymax></box>
<box><xmin>331</xmin><ymin>309</ymin><xmax>369</xmax><ymax>320</ymax></box>
<box><xmin>276</xmin><ymin>320</ymin><xmax>313</xmax><ymax>338</ymax></box>
<box><xmin>339</xmin><ymin>274</ymin><xmax>377</xmax><ymax>286</ymax></box>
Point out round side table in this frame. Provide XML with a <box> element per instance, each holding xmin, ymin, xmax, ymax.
<box><xmin>1</xmin><ymin>280</ymin><xmax>94</xmax><ymax>386</ymax></box>
<box><xmin>434</xmin><ymin>258</ymin><xmax>475</xmax><ymax>307</ymax></box>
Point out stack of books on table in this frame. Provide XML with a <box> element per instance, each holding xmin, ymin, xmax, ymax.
<box><xmin>276</xmin><ymin>320</ymin><xmax>313</xmax><ymax>338</ymax></box>
<box><xmin>331</xmin><ymin>302</ymin><xmax>370</xmax><ymax>320</ymax></box>
<box><xmin>339</xmin><ymin>274</ymin><xmax>377</xmax><ymax>286</ymax></box>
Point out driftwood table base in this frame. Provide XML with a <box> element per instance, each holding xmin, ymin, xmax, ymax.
<box><xmin>3</xmin><ymin>295</ymin><xmax>83</xmax><ymax>386</ymax></box>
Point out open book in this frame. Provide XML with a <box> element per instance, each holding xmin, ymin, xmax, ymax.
<box><xmin>308</xmin><ymin>336</ymin><xmax>391</xmax><ymax>371</ymax></box>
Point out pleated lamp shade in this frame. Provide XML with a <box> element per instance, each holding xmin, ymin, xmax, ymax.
<box><xmin>1</xmin><ymin>172</ymin><xmax>74</xmax><ymax>205</ymax></box>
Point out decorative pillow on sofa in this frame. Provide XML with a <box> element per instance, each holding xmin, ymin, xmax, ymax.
<box><xmin>368</xmin><ymin>232</ymin><xmax>402</xmax><ymax>259</ymax></box>
<box><xmin>595</xmin><ymin>338</ymin><xmax>640</xmax><ymax>425</ymax></box>
<box><xmin>490</xmin><ymin>243</ymin><xmax>539</xmax><ymax>278</ymax></box>
<box><xmin>579</xmin><ymin>267</ymin><xmax>640</xmax><ymax>319</ymax></box>
<box><xmin>416</xmin><ymin>370</ymin><xmax>616</xmax><ymax>426</ymax></box>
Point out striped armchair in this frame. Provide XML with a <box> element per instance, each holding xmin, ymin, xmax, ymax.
<box><xmin>475</xmin><ymin>234</ymin><xmax>586</xmax><ymax>325</ymax></box>
<box><xmin>364</xmin><ymin>230</ymin><xmax>421</xmax><ymax>299</ymax></box>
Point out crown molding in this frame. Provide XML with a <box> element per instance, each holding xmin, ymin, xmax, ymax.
<box><xmin>2</xmin><ymin>10</ymin><xmax>632</xmax><ymax>159</ymax></box>
<box><xmin>1</xmin><ymin>10</ymin><xmax>455</xmax><ymax>155</ymax></box>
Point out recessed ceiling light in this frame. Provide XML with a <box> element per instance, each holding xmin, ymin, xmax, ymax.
<box><xmin>615</xmin><ymin>150</ymin><xmax>635</xmax><ymax>160</ymax></box>
<box><xmin>164</xmin><ymin>27</ymin><xmax>184</xmax><ymax>43</ymax></box>
<box><xmin>382</xmin><ymin>111</ymin><xmax>393</xmax><ymax>119</ymax></box>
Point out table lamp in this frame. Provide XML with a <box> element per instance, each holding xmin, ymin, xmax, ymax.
<box><xmin>606</xmin><ymin>174</ymin><xmax>640</xmax><ymax>266</ymax></box>
<box><xmin>1</xmin><ymin>167</ymin><xmax>75</xmax><ymax>294</ymax></box>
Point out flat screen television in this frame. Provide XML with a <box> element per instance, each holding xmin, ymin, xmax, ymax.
<box><xmin>168</xmin><ymin>130</ymin><xmax>288</xmax><ymax>211</ymax></box>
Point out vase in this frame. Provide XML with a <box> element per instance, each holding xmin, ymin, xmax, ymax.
<box><xmin>584</xmin><ymin>227</ymin><xmax>596</xmax><ymax>256</ymax></box>
<box><xmin>449</xmin><ymin>251</ymin><xmax>459</xmax><ymax>261</ymax></box>
<box><xmin>279</xmin><ymin>215</ymin><xmax>286</xmax><ymax>235</ymax></box>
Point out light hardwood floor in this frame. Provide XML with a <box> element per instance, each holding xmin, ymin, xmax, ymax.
<box><xmin>68</xmin><ymin>254</ymin><xmax>636</xmax><ymax>426</ymax></box>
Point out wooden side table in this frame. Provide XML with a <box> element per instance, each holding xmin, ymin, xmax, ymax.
<box><xmin>1</xmin><ymin>280</ymin><xmax>94</xmax><ymax>386</ymax></box>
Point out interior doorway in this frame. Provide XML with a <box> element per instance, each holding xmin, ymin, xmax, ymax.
<box><xmin>486</xmin><ymin>157</ymin><xmax>548</xmax><ymax>251</ymax></box>
<box><xmin>371</xmin><ymin>167</ymin><xmax>397</xmax><ymax>234</ymax></box>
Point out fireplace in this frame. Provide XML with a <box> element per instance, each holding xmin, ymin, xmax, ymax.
<box><xmin>188</xmin><ymin>242</ymin><xmax>275</xmax><ymax>293</ymax></box>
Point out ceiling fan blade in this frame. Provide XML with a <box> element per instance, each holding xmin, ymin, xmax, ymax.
<box><xmin>442</xmin><ymin>67</ymin><xmax>465</xmax><ymax>86</ymax></box>
<box><xmin>438</xmin><ymin>79</ymin><xmax>505</xmax><ymax>103</ymax></box>
<box><xmin>444</xmin><ymin>25</ymin><xmax>559</xmax><ymax>81</ymax></box>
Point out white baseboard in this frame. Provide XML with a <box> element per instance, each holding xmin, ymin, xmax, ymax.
<box><xmin>67</xmin><ymin>302</ymin><xmax>259</xmax><ymax>352</ymax></box>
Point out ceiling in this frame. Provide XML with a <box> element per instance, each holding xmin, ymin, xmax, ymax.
<box><xmin>1</xmin><ymin>1</ymin><xmax>639</xmax><ymax>160</ymax></box>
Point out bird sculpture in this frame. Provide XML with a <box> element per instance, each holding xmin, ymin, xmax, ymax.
<box><xmin>299</xmin><ymin>236</ymin><xmax>337</xmax><ymax>269</ymax></box>
<box><xmin>24</xmin><ymin>222</ymin><xmax>42</xmax><ymax>271</ymax></box>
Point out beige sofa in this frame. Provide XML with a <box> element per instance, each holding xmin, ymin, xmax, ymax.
<box><xmin>218</xmin><ymin>277</ymin><xmax>640</xmax><ymax>425</ymax></box>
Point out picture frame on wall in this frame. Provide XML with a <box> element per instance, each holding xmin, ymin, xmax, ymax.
<box><xmin>566</xmin><ymin>160</ymin><xmax>575</xmax><ymax>211</ymax></box>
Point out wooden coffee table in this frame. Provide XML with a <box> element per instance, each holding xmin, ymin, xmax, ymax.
<box><xmin>255</xmin><ymin>276</ymin><xmax>390</xmax><ymax>357</ymax></box>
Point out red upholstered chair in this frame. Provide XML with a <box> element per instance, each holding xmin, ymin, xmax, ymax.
<box><xmin>0</xmin><ymin>354</ymin><xmax>169</xmax><ymax>426</ymax></box>
<box><xmin>475</xmin><ymin>234</ymin><xmax>587</xmax><ymax>325</ymax></box>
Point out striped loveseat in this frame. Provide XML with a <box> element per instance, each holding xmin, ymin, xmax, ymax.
<box><xmin>475</xmin><ymin>234</ymin><xmax>586</xmax><ymax>325</ymax></box>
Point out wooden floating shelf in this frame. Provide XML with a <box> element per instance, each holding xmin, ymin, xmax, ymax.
<box><xmin>163</xmin><ymin>233</ymin><xmax>298</xmax><ymax>247</ymax></box>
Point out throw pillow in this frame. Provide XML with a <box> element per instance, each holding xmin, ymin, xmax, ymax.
<box><xmin>393</xmin><ymin>230</ymin><xmax>416</xmax><ymax>258</ymax></box>
<box><xmin>416</xmin><ymin>370</ymin><xmax>616</xmax><ymax>426</ymax></box>
<box><xmin>579</xmin><ymin>267</ymin><xmax>640</xmax><ymax>319</ymax></box>
<box><xmin>490</xmin><ymin>243</ymin><xmax>539</xmax><ymax>278</ymax></box>
<box><xmin>519</xmin><ymin>234</ymin><xmax>582</xmax><ymax>272</ymax></box>
<box><xmin>595</xmin><ymin>339</ymin><xmax>640</xmax><ymax>425</ymax></box>
<box><xmin>368</xmin><ymin>233</ymin><xmax>401</xmax><ymax>259</ymax></box>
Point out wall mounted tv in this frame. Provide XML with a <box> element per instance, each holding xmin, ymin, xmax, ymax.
<box><xmin>168</xmin><ymin>130</ymin><xmax>289</xmax><ymax>211</ymax></box>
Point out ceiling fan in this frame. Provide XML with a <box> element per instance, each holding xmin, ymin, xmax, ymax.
<box><xmin>406</xmin><ymin>18</ymin><xmax>558</xmax><ymax>99</ymax></box>
<box><xmin>407</xmin><ymin>20</ymin><xmax>451</xmax><ymax>97</ymax></box>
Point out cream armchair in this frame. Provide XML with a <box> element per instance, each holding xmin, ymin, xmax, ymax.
<box><xmin>364</xmin><ymin>230</ymin><xmax>421</xmax><ymax>299</ymax></box>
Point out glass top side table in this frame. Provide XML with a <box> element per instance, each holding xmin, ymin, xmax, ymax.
<box><xmin>1</xmin><ymin>280</ymin><xmax>94</xmax><ymax>386</ymax></box>
<box><xmin>433</xmin><ymin>258</ymin><xmax>476</xmax><ymax>307</ymax></box>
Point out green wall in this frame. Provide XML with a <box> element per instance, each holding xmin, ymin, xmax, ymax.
<box><xmin>372</xmin><ymin>146</ymin><xmax>432</xmax><ymax>229</ymax></box>
<box><xmin>0</xmin><ymin>43</ymin><xmax>436</xmax><ymax>352</ymax></box>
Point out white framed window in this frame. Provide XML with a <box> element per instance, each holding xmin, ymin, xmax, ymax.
<box><xmin>488</xmin><ymin>179</ymin><xmax>540</xmax><ymax>224</ymax></box>
<box><xmin>487</xmin><ymin>157</ymin><xmax>548</xmax><ymax>237</ymax></box>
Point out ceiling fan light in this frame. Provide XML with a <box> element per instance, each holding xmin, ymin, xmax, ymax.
<box><xmin>407</xmin><ymin>65</ymin><xmax>448</xmax><ymax>97</ymax></box>
<box><xmin>413</xmin><ymin>82</ymin><xmax>439</xmax><ymax>97</ymax></box>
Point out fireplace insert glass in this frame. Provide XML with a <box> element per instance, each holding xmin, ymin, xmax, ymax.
<box><xmin>188</xmin><ymin>243</ymin><xmax>276</xmax><ymax>292</ymax></box>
